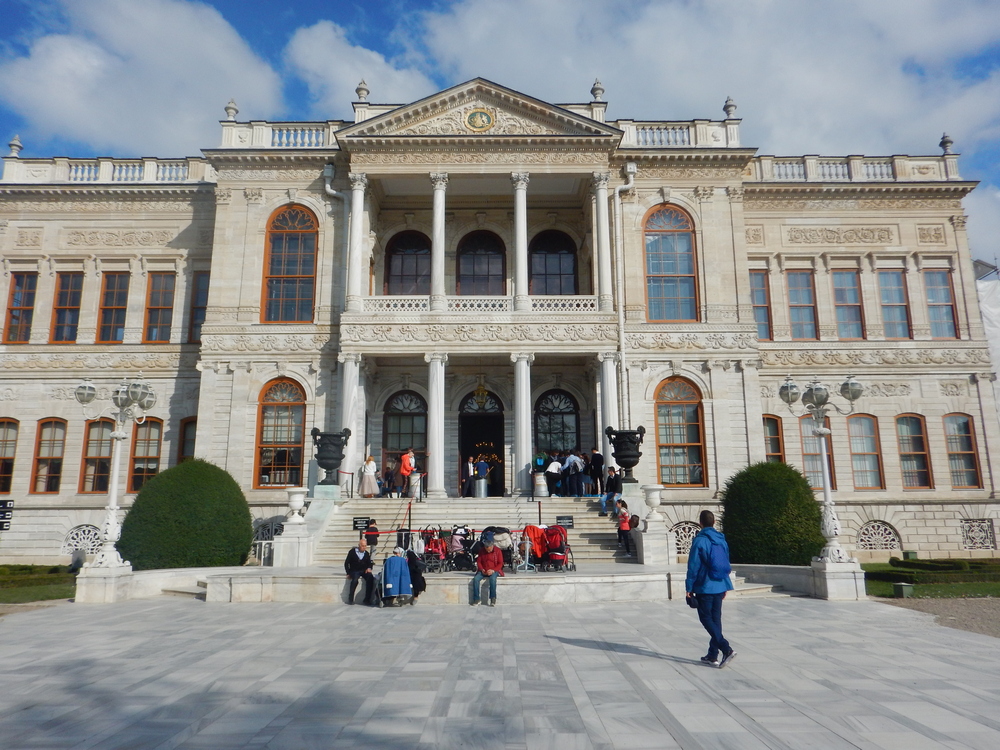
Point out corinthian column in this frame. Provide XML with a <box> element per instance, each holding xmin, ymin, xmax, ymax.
<box><xmin>511</xmin><ymin>172</ymin><xmax>530</xmax><ymax>311</ymax></box>
<box><xmin>598</xmin><ymin>352</ymin><xmax>620</xmax><ymax>466</ymax></box>
<box><xmin>511</xmin><ymin>352</ymin><xmax>535</xmax><ymax>494</ymax></box>
<box><xmin>338</xmin><ymin>351</ymin><xmax>363</xmax><ymax>488</ymax></box>
<box><xmin>345</xmin><ymin>173</ymin><xmax>368</xmax><ymax>313</ymax></box>
<box><xmin>593</xmin><ymin>172</ymin><xmax>613</xmax><ymax>312</ymax></box>
<box><xmin>424</xmin><ymin>352</ymin><xmax>448</xmax><ymax>498</ymax></box>
<box><xmin>430</xmin><ymin>173</ymin><xmax>448</xmax><ymax>311</ymax></box>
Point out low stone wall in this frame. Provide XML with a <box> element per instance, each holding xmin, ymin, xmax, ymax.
<box><xmin>733</xmin><ymin>563</ymin><xmax>866</xmax><ymax>600</ymax></box>
<box><xmin>75</xmin><ymin>565</ymin><xmax>249</xmax><ymax>603</ymax></box>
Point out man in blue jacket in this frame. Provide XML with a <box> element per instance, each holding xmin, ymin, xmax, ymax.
<box><xmin>685</xmin><ymin>510</ymin><xmax>736</xmax><ymax>668</ymax></box>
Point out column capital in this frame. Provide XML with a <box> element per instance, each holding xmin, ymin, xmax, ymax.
<box><xmin>510</xmin><ymin>352</ymin><xmax>535</xmax><ymax>365</ymax></box>
<box><xmin>430</xmin><ymin>172</ymin><xmax>449</xmax><ymax>189</ymax></box>
<box><xmin>598</xmin><ymin>351</ymin><xmax>620</xmax><ymax>363</ymax></box>
<box><xmin>592</xmin><ymin>171</ymin><xmax>611</xmax><ymax>190</ymax></box>
<box><xmin>424</xmin><ymin>352</ymin><xmax>449</xmax><ymax>364</ymax></box>
<box><xmin>950</xmin><ymin>214</ymin><xmax>968</xmax><ymax>231</ymax></box>
<box><xmin>349</xmin><ymin>173</ymin><xmax>368</xmax><ymax>190</ymax></box>
<box><xmin>337</xmin><ymin>351</ymin><xmax>362</xmax><ymax>364</ymax></box>
<box><xmin>511</xmin><ymin>172</ymin><xmax>530</xmax><ymax>189</ymax></box>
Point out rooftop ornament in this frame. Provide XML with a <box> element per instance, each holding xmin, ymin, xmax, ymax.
<box><xmin>940</xmin><ymin>132</ymin><xmax>954</xmax><ymax>154</ymax></box>
<box><xmin>8</xmin><ymin>134</ymin><xmax>22</xmax><ymax>157</ymax></box>
<box><xmin>224</xmin><ymin>99</ymin><xmax>239</xmax><ymax>121</ymax></box>
<box><xmin>723</xmin><ymin>97</ymin><xmax>737</xmax><ymax>118</ymax></box>
<box><xmin>355</xmin><ymin>80</ymin><xmax>370</xmax><ymax>102</ymax></box>
<box><xmin>590</xmin><ymin>79</ymin><xmax>605</xmax><ymax>102</ymax></box>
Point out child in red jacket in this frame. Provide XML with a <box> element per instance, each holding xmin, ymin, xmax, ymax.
<box><xmin>617</xmin><ymin>501</ymin><xmax>632</xmax><ymax>557</ymax></box>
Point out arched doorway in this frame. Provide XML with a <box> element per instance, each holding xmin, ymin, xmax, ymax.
<box><xmin>458</xmin><ymin>389</ymin><xmax>505</xmax><ymax>496</ymax></box>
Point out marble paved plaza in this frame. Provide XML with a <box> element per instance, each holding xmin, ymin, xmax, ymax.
<box><xmin>1</xmin><ymin>595</ymin><xmax>998</xmax><ymax>750</ymax></box>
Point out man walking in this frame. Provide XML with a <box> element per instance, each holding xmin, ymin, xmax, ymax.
<box><xmin>685</xmin><ymin>510</ymin><xmax>736</xmax><ymax>668</ymax></box>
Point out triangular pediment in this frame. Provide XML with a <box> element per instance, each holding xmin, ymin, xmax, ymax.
<box><xmin>337</xmin><ymin>78</ymin><xmax>621</xmax><ymax>144</ymax></box>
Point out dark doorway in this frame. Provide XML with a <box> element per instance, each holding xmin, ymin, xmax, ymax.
<box><xmin>458</xmin><ymin>389</ymin><xmax>505</xmax><ymax>497</ymax></box>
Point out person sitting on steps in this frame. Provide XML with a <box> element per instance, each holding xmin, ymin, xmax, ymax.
<box><xmin>471</xmin><ymin>534</ymin><xmax>504</xmax><ymax>607</ymax></box>
<box><xmin>344</xmin><ymin>538</ymin><xmax>376</xmax><ymax>605</ymax></box>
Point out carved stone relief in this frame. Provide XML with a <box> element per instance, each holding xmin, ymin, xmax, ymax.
<box><xmin>636</xmin><ymin>166</ymin><xmax>744</xmax><ymax>180</ymax></box>
<box><xmin>0</xmin><ymin>352</ymin><xmax>197</xmax><ymax>372</ymax></box>
<box><xmin>783</xmin><ymin>226</ymin><xmax>895</xmax><ymax>245</ymax></box>
<box><xmin>15</xmin><ymin>229</ymin><xmax>42</xmax><ymax>247</ymax></box>
<box><xmin>745</xmin><ymin>226</ymin><xmax>764</xmax><ymax>245</ymax></box>
<box><xmin>64</xmin><ymin>229</ymin><xmax>174</xmax><ymax>247</ymax></box>
<box><xmin>865</xmin><ymin>383</ymin><xmax>913</xmax><ymax>397</ymax></box>
<box><xmin>216</xmin><ymin>168</ymin><xmax>320</xmax><ymax>181</ymax></box>
<box><xmin>761</xmin><ymin>349</ymin><xmax>990</xmax><ymax>367</ymax></box>
<box><xmin>745</xmin><ymin>197</ymin><xmax>963</xmax><ymax>211</ymax></box>
<box><xmin>939</xmin><ymin>381</ymin><xmax>966</xmax><ymax>397</ymax></box>
<box><xmin>394</xmin><ymin>100</ymin><xmax>562</xmax><ymax>137</ymax></box>
<box><xmin>349</xmin><ymin>151</ymin><xmax>609</xmax><ymax>166</ymax></box>
<box><xmin>917</xmin><ymin>225</ymin><xmax>946</xmax><ymax>244</ymax></box>
<box><xmin>201</xmin><ymin>334</ymin><xmax>332</xmax><ymax>353</ymax></box>
<box><xmin>243</xmin><ymin>187</ymin><xmax>264</xmax><ymax>203</ymax></box>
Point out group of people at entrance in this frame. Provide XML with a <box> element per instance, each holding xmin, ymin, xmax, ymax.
<box><xmin>538</xmin><ymin>447</ymin><xmax>605</xmax><ymax>498</ymax></box>
<box><xmin>462</xmin><ymin>455</ymin><xmax>493</xmax><ymax>497</ymax></box>
<box><xmin>360</xmin><ymin>448</ymin><xmax>420</xmax><ymax>499</ymax></box>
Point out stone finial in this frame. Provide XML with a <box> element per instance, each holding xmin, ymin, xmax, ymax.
<box><xmin>590</xmin><ymin>78</ymin><xmax>605</xmax><ymax>102</ymax></box>
<box><xmin>224</xmin><ymin>99</ymin><xmax>238</xmax><ymax>121</ymax></box>
<box><xmin>723</xmin><ymin>97</ymin><xmax>737</xmax><ymax>117</ymax></box>
<box><xmin>940</xmin><ymin>132</ymin><xmax>954</xmax><ymax>154</ymax></box>
<box><xmin>8</xmin><ymin>134</ymin><xmax>23</xmax><ymax>157</ymax></box>
<box><xmin>356</xmin><ymin>80</ymin><xmax>370</xmax><ymax>101</ymax></box>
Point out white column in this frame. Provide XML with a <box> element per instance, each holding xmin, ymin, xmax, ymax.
<box><xmin>511</xmin><ymin>172</ymin><xmax>530</xmax><ymax>311</ymax></box>
<box><xmin>599</xmin><ymin>352</ymin><xmax>620</xmax><ymax>467</ymax></box>
<box><xmin>424</xmin><ymin>352</ymin><xmax>448</xmax><ymax>498</ymax></box>
<box><xmin>338</xmin><ymin>352</ymin><xmax>362</xmax><ymax>489</ymax></box>
<box><xmin>430</xmin><ymin>173</ymin><xmax>448</xmax><ymax>311</ymax></box>
<box><xmin>511</xmin><ymin>352</ymin><xmax>535</xmax><ymax>495</ymax></box>
<box><xmin>345</xmin><ymin>173</ymin><xmax>368</xmax><ymax>313</ymax></box>
<box><xmin>593</xmin><ymin>172</ymin><xmax>613</xmax><ymax>312</ymax></box>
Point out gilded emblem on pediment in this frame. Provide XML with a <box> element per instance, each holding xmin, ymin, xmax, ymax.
<box><xmin>465</xmin><ymin>108</ymin><xmax>495</xmax><ymax>133</ymax></box>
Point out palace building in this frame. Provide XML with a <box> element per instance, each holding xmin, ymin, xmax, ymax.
<box><xmin>1</xmin><ymin>78</ymin><xmax>997</xmax><ymax>563</ymax></box>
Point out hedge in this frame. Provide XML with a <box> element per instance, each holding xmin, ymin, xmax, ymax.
<box><xmin>867</xmin><ymin>557</ymin><xmax>1000</xmax><ymax>584</ymax></box>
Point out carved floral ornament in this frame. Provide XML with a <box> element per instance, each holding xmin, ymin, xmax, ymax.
<box><xmin>348</xmin><ymin>150</ymin><xmax>609</xmax><ymax>166</ymax></box>
<box><xmin>63</xmin><ymin>229</ymin><xmax>174</xmax><ymax>247</ymax></box>
<box><xmin>783</xmin><ymin>226</ymin><xmax>895</xmax><ymax>245</ymax></box>
<box><xmin>761</xmin><ymin>349</ymin><xmax>991</xmax><ymax>367</ymax></box>
<box><xmin>744</xmin><ymin>197</ymin><xmax>964</xmax><ymax>211</ymax></box>
<box><xmin>0</xmin><ymin>351</ymin><xmax>196</xmax><ymax>371</ymax></box>
<box><xmin>917</xmin><ymin>225</ymin><xmax>946</xmax><ymax>244</ymax></box>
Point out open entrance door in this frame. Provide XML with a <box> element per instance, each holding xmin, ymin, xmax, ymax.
<box><xmin>458</xmin><ymin>390</ymin><xmax>505</xmax><ymax>496</ymax></box>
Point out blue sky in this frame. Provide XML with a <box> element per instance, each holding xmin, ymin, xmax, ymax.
<box><xmin>1</xmin><ymin>0</ymin><xmax>999</xmax><ymax>261</ymax></box>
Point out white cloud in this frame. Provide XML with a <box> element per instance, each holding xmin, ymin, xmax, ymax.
<box><xmin>284</xmin><ymin>20</ymin><xmax>436</xmax><ymax>120</ymax></box>
<box><xmin>965</xmin><ymin>184</ymin><xmax>1000</xmax><ymax>263</ymax></box>
<box><xmin>0</xmin><ymin>0</ymin><xmax>282</xmax><ymax>156</ymax></box>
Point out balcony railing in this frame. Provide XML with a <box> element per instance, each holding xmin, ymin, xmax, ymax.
<box><xmin>748</xmin><ymin>154</ymin><xmax>961</xmax><ymax>182</ymax></box>
<box><xmin>2</xmin><ymin>157</ymin><xmax>209</xmax><ymax>184</ymax></box>
<box><xmin>360</xmin><ymin>295</ymin><xmax>600</xmax><ymax>314</ymax></box>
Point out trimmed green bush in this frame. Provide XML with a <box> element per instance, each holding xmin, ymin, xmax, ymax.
<box><xmin>867</xmin><ymin>557</ymin><xmax>1000</xmax><ymax>584</ymax></box>
<box><xmin>118</xmin><ymin>459</ymin><xmax>253</xmax><ymax>570</ymax></box>
<box><xmin>720</xmin><ymin>461</ymin><xmax>826</xmax><ymax>565</ymax></box>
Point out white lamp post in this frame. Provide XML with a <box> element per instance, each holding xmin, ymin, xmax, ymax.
<box><xmin>74</xmin><ymin>373</ymin><xmax>157</xmax><ymax>569</ymax></box>
<box><xmin>778</xmin><ymin>373</ymin><xmax>864</xmax><ymax>563</ymax></box>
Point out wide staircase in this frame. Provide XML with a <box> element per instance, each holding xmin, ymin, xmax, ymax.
<box><xmin>312</xmin><ymin>493</ymin><xmax>634</xmax><ymax>567</ymax></box>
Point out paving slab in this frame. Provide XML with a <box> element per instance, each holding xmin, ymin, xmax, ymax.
<box><xmin>0</xmin><ymin>596</ymin><xmax>997</xmax><ymax>749</ymax></box>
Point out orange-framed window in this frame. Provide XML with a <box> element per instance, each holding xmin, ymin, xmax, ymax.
<box><xmin>644</xmin><ymin>206</ymin><xmax>698</xmax><ymax>322</ymax></box>
<box><xmin>762</xmin><ymin>415</ymin><xmax>784</xmax><ymax>462</ymax></box>
<box><xmin>79</xmin><ymin>418</ymin><xmax>114</xmax><ymax>494</ymax></box>
<box><xmin>799</xmin><ymin>416</ymin><xmax>835</xmax><ymax>490</ymax></box>
<box><xmin>0</xmin><ymin>419</ymin><xmax>18</xmax><ymax>493</ymax></box>
<box><xmin>97</xmin><ymin>272</ymin><xmax>129</xmax><ymax>344</ymax></box>
<box><xmin>129</xmin><ymin>418</ymin><xmax>162</xmax><ymax>492</ymax></box>
<box><xmin>529</xmin><ymin>230</ymin><xmax>578</xmax><ymax>295</ymax></box>
<box><xmin>787</xmin><ymin>270</ymin><xmax>818</xmax><ymax>340</ymax></box>
<box><xmin>143</xmin><ymin>272</ymin><xmax>175</xmax><ymax>343</ymax></box>
<box><xmin>750</xmin><ymin>270</ymin><xmax>772</xmax><ymax>340</ymax></box>
<box><xmin>31</xmin><ymin>418</ymin><xmax>66</xmax><ymax>494</ymax></box>
<box><xmin>188</xmin><ymin>271</ymin><xmax>210</xmax><ymax>343</ymax></box>
<box><xmin>255</xmin><ymin>379</ymin><xmax>306</xmax><ymax>488</ymax></box>
<box><xmin>50</xmin><ymin>272</ymin><xmax>84</xmax><ymax>343</ymax></box>
<box><xmin>832</xmin><ymin>270</ymin><xmax>865</xmax><ymax>339</ymax></box>
<box><xmin>896</xmin><ymin>414</ymin><xmax>933</xmax><ymax>489</ymax></box>
<box><xmin>456</xmin><ymin>231</ymin><xmax>506</xmax><ymax>295</ymax></box>
<box><xmin>878</xmin><ymin>270</ymin><xmax>911</xmax><ymax>339</ymax></box>
<box><xmin>848</xmin><ymin>414</ymin><xmax>884</xmax><ymax>490</ymax></box>
<box><xmin>4</xmin><ymin>272</ymin><xmax>38</xmax><ymax>343</ymax></box>
<box><xmin>384</xmin><ymin>231</ymin><xmax>431</xmax><ymax>295</ymax></box>
<box><xmin>943</xmin><ymin>413</ymin><xmax>982</xmax><ymax>489</ymax></box>
<box><xmin>263</xmin><ymin>205</ymin><xmax>317</xmax><ymax>323</ymax></box>
<box><xmin>177</xmin><ymin>417</ymin><xmax>197</xmax><ymax>463</ymax></box>
<box><xmin>654</xmin><ymin>378</ymin><xmax>706</xmax><ymax>486</ymax></box>
<box><xmin>925</xmin><ymin>270</ymin><xmax>958</xmax><ymax>339</ymax></box>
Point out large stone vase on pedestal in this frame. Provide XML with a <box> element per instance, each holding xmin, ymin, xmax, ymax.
<box><xmin>634</xmin><ymin>484</ymin><xmax>676</xmax><ymax>566</ymax></box>
<box><xmin>606</xmin><ymin>425</ymin><xmax>645</xmax><ymax>504</ymax></box>
<box><xmin>311</xmin><ymin>428</ymin><xmax>351</xmax><ymax>486</ymax></box>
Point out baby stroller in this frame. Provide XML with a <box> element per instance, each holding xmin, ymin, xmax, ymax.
<box><xmin>522</xmin><ymin>525</ymin><xmax>548</xmax><ymax>569</ymax></box>
<box><xmin>540</xmin><ymin>525</ymin><xmax>576</xmax><ymax>572</ymax></box>
<box><xmin>447</xmin><ymin>524</ymin><xmax>475</xmax><ymax>571</ymax></box>
<box><xmin>421</xmin><ymin>526</ymin><xmax>448</xmax><ymax>573</ymax></box>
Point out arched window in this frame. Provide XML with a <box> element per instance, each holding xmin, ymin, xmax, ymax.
<box><xmin>654</xmin><ymin>378</ymin><xmax>706</xmax><ymax>486</ymax></box>
<box><xmin>130</xmin><ymin>418</ymin><xmax>163</xmax><ymax>492</ymax></box>
<box><xmin>255</xmin><ymin>380</ymin><xmax>306</xmax><ymax>488</ymax></box>
<box><xmin>263</xmin><ymin>205</ymin><xmax>318</xmax><ymax>323</ymax></box>
<box><xmin>799</xmin><ymin>416</ymin><xmax>836</xmax><ymax>490</ymax></box>
<box><xmin>762</xmin><ymin>415</ymin><xmax>784</xmax><ymax>462</ymax></box>
<box><xmin>61</xmin><ymin>525</ymin><xmax>103</xmax><ymax>555</ymax></box>
<box><xmin>534</xmin><ymin>390</ymin><xmax>580</xmax><ymax>453</ymax></box>
<box><xmin>856</xmin><ymin>521</ymin><xmax>902</xmax><ymax>551</ymax></box>
<box><xmin>896</xmin><ymin>414</ymin><xmax>932</xmax><ymax>489</ymax></box>
<box><xmin>644</xmin><ymin>206</ymin><xmax>697</xmax><ymax>322</ymax></box>
<box><xmin>384</xmin><ymin>391</ymin><xmax>427</xmax><ymax>465</ymax></box>
<box><xmin>457</xmin><ymin>231</ymin><xmax>506</xmax><ymax>295</ymax></box>
<box><xmin>177</xmin><ymin>417</ymin><xmax>197</xmax><ymax>463</ymax></box>
<box><xmin>529</xmin><ymin>230</ymin><xmax>577</xmax><ymax>295</ymax></box>
<box><xmin>671</xmin><ymin>521</ymin><xmax>702</xmax><ymax>556</ymax></box>
<box><xmin>385</xmin><ymin>230</ymin><xmax>431</xmax><ymax>295</ymax></box>
<box><xmin>0</xmin><ymin>419</ymin><xmax>18</xmax><ymax>493</ymax></box>
<box><xmin>944</xmin><ymin>413</ymin><xmax>982</xmax><ymax>489</ymax></box>
<box><xmin>32</xmin><ymin>418</ymin><xmax>66</xmax><ymax>494</ymax></box>
<box><xmin>848</xmin><ymin>415</ymin><xmax>884</xmax><ymax>490</ymax></box>
<box><xmin>80</xmin><ymin>418</ymin><xmax>114</xmax><ymax>493</ymax></box>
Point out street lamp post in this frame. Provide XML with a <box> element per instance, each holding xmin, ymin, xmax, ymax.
<box><xmin>74</xmin><ymin>374</ymin><xmax>157</xmax><ymax>569</ymax></box>
<box><xmin>778</xmin><ymin>374</ymin><xmax>864</xmax><ymax>563</ymax></box>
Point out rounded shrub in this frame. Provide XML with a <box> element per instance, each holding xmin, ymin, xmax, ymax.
<box><xmin>118</xmin><ymin>459</ymin><xmax>253</xmax><ymax>570</ymax></box>
<box><xmin>720</xmin><ymin>461</ymin><xmax>825</xmax><ymax>566</ymax></box>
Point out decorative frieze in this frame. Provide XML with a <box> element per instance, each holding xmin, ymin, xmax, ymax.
<box><xmin>0</xmin><ymin>352</ymin><xmax>196</xmax><ymax>371</ymax></box>
<box><xmin>394</xmin><ymin>101</ymin><xmax>562</xmax><ymax>137</ymax></box>
<box><xmin>636</xmin><ymin>166</ymin><xmax>744</xmax><ymax>180</ymax></box>
<box><xmin>629</xmin><ymin>332</ymin><xmax>758</xmax><ymax>351</ymax></box>
<box><xmin>745</xmin><ymin>197</ymin><xmax>963</xmax><ymax>211</ymax></box>
<box><xmin>200</xmin><ymin>334</ymin><xmax>331</xmax><ymax>353</ymax></box>
<box><xmin>349</xmin><ymin>151</ymin><xmax>610</xmax><ymax>166</ymax></box>
<box><xmin>865</xmin><ymin>383</ymin><xmax>913</xmax><ymax>397</ymax></box>
<box><xmin>64</xmin><ymin>229</ymin><xmax>174</xmax><ymax>247</ymax></box>
<box><xmin>783</xmin><ymin>226</ymin><xmax>895</xmax><ymax>245</ymax></box>
<box><xmin>15</xmin><ymin>229</ymin><xmax>42</xmax><ymax>247</ymax></box>
<box><xmin>917</xmin><ymin>225</ymin><xmax>946</xmax><ymax>244</ymax></box>
<box><xmin>3</xmin><ymin>199</ymin><xmax>201</xmax><ymax>214</ymax></box>
<box><xmin>761</xmin><ymin>348</ymin><xmax>991</xmax><ymax>367</ymax></box>
<box><xmin>215</xmin><ymin>167</ymin><xmax>320</xmax><ymax>181</ymax></box>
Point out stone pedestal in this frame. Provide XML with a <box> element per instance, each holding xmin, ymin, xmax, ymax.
<box><xmin>533</xmin><ymin>472</ymin><xmax>548</xmax><ymax>498</ymax></box>
<box><xmin>74</xmin><ymin>564</ymin><xmax>133</xmax><ymax>603</ymax></box>
<box><xmin>621</xmin><ymin>481</ymin><xmax>643</xmax><ymax>509</ymax></box>
<box><xmin>272</xmin><ymin>524</ymin><xmax>313</xmax><ymax>568</ymax></box>
<box><xmin>635</xmin><ymin>484</ymin><xmax>677</xmax><ymax>566</ymax></box>
<box><xmin>811</xmin><ymin>560</ymin><xmax>865</xmax><ymax>600</ymax></box>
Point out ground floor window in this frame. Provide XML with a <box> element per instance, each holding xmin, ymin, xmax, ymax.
<box><xmin>534</xmin><ymin>390</ymin><xmax>579</xmax><ymax>453</ymax></box>
<box><xmin>654</xmin><ymin>378</ymin><xmax>705</xmax><ymax>486</ymax></box>
<box><xmin>255</xmin><ymin>380</ymin><xmax>306</xmax><ymax>488</ymax></box>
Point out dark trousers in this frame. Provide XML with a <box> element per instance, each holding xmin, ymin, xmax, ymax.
<box><xmin>617</xmin><ymin>528</ymin><xmax>631</xmax><ymax>553</ymax></box>
<box><xmin>591</xmin><ymin>470</ymin><xmax>605</xmax><ymax>494</ymax></box>
<box><xmin>545</xmin><ymin>471</ymin><xmax>560</xmax><ymax>496</ymax></box>
<box><xmin>348</xmin><ymin>571</ymin><xmax>375</xmax><ymax>604</ymax></box>
<box><xmin>695</xmin><ymin>592</ymin><xmax>731</xmax><ymax>660</ymax></box>
<box><xmin>567</xmin><ymin>473</ymin><xmax>583</xmax><ymax>497</ymax></box>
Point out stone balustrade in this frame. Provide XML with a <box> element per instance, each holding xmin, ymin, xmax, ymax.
<box><xmin>748</xmin><ymin>154</ymin><xmax>962</xmax><ymax>182</ymax></box>
<box><xmin>219</xmin><ymin>120</ymin><xmax>343</xmax><ymax>149</ymax></box>
<box><xmin>616</xmin><ymin>119</ymin><xmax>741</xmax><ymax>148</ymax></box>
<box><xmin>360</xmin><ymin>295</ymin><xmax>600</xmax><ymax>314</ymax></box>
<box><xmin>1</xmin><ymin>156</ymin><xmax>211</xmax><ymax>184</ymax></box>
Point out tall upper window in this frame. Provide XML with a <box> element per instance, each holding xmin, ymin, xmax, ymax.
<box><xmin>787</xmin><ymin>271</ymin><xmax>818</xmax><ymax>340</ymax></box>
<box><xmin>799</xmin><ymin>416</ymin><xmax>835</xmax><ymax>490</ymax></box>
<box><xmin>51</xmin><ymin>272</ymin><xmax>84</xmax><ymax>343</ymax></box>
<box><xmin>763</xmin><ymin>416</ymin><xmax>784</xmax><ymax>462</ymax></box>
<box><xmin>878</xmin><ymin>270</ymin><xmax>911</xmax><ymax>339</ymax></box>
<box><xmin>144</xmin><ymin>272</ymin><xmax>175</xmax><ymax>343</ymax></box>
<box><xmin>31</xmin><ymin>419</ymin><xmax>66</xmax><ymax>494</ymax></box>
<box><xmin>529</xmin><ymin>230</ymin><xmax>578</xmax><ymax>295</ymax></box>
<box><xmin>4</xmin><ymin>272</ymin><xmax>38</xmax><ymax>343</ymax></box>
<box><xmin>98</xmin><ymin>272</ymin><xmax>129</xmax><ymax>344</ymax></box>
<box><xmin>896</xmin><ymin>415</ymin><xmax>932</xmax><ymax>489</ymax></box>
<box><xmin>0</xmin><ymin>419</ymin><xmax>18</xmax><ymax>493</ymax></box>
<box><xmin>654</xmin><ymin>378</ymin><xmax>706</xmax><ymax>486</ymax></box>
<box><xmin>130</xmin><ymin>418</ymin><xmax>163</xmax><ymax>492</ymax></box>
<box><xmin>534</xmin><ymin>390</ymin><xmax>580</xmax><ymax>453</ymax></box>
<box><xmin>255</xmin><ymin>380</ymin><xmax>306</xmax><ymax>488</ymax></box>
<box><xmin>848</xmin><ymin>415</ymin><xmax>884</xmax><ymax>490</ymax></box>
<box><xmin>178</xmin><ymin>417</ymin><xmax>197</xmax><ymax>463</ymax></box>
<box><xmin>263</xmin><ymin>205</ymin><xmax>317</xmax><ymax>322</ymax></box>
<box><xmin>384</xmin><ymin>391</ymin><xmax>428</xmax><ymax>466</ymax></box>
<box><xmin>645</xmin><ymin>206</ymin><xmax>697</xmax><ymax>322</ymax></box>
<box><xmin>457</xmin><ymin>231</ymin><xmax>506</xmax><ymax>295</ymax></box>
<box><xmin>188</xmin><ymin>271</ymin><xmax>210</xmax><ymax>343</ymax></box>
<box><xmin>943</xmin><ymin>414</ymin><xmax>981</xmax><ymax>489</ymax></box>
<box><xmin>750</xmin><ymin>270</ymin><xmax>772</xmax><ymax>340</ymax></box>
<box><xmin>80</xmin><ymin>419</ymin><xmax>114</xmax><ymax>493</ymax></box>
<box><xmin>832</xmin><ymin>270</ymin><xmax>864</xmax><ymax>339</ymax></box>
<box><xmin>924</xmin><ymin>270</ymin><xmax>958</xmax><ymax>338</ymax></box>
<box><xmin>385</xmin><ymin>231</ymin><xmax>431</xmax><ymax>295</ymax></box>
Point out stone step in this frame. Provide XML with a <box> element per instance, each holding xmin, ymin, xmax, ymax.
<box><xmin>160</xmin><ymin>585</ymin><xmax>206</xmax><ymax>600</ymax></box>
